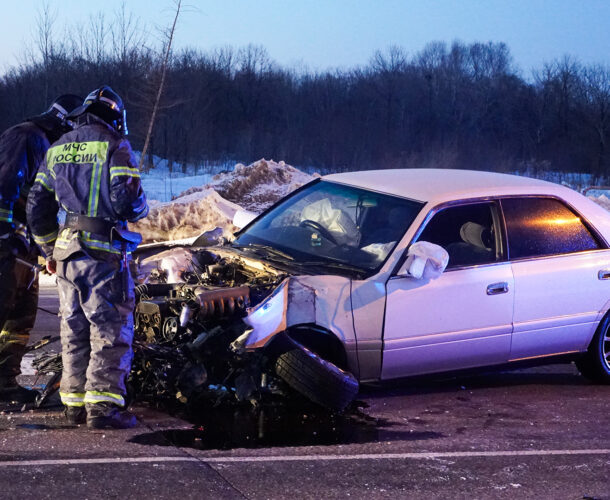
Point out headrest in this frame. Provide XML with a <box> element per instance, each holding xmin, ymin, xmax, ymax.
<box><xmin>460</xmin><ymin>222</ymin><xmax>491</xmax><ymax>250</ymax></box>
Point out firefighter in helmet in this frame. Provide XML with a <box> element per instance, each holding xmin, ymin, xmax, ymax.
<box><xmin>27</xmin><ymin>86</ymin><xmax>148</xmax><ymax>428</ymax></box>
<box><xmin>0</xmin><ymin>94</ymin><xmax>82</xmax><ymax>403</ymax></box>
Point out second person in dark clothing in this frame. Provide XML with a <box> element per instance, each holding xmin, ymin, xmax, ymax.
<box><xmin>27</xmin><ymin>86</ymin><xmax>148</xmax><ymax>429</ymax></box>
<box><xmin>0</xmin><ymin>95</ymin><xmax>82</xmax><ymax>403</ymax></box>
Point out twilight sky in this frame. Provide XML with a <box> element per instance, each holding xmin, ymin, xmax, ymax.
<box><xmin>2</xmin><ymin>0</ymin><xmax>609</xmax><ymax>75</ymax></box>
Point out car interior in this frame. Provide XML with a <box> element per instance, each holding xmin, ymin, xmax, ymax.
<box><xmin>417</xmin><ymin>203</ymin><xmax>498</xmax><ymax>267</ymax></box>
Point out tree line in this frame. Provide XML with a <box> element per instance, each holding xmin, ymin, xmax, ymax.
<box><xmin>0</xmin><ymin>6</ymin><xmax>608</xmax><ymax>178</ymax></box>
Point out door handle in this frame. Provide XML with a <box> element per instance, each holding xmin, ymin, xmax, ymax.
<box><xmin>487</xmin><ymin>282</ymin><xmax>509</xmax><ymax>295</ymax></box>
<box><xmin>598</xmin><ymin>270</ymin><xmax>610</xmax><ymax>280</ymax></box>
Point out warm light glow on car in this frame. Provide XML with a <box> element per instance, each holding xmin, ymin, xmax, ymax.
<box><xmin>527</xmin><ymin>216</ymin><xmax>581</xmax><ymax>226</ymax></box>
<box><xmin>549</xmin><ymin>217</ymin><xmax>581</xmax><ymax>225</ymax></box>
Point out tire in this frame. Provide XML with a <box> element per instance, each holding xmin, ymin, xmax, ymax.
<box><xmin>274</xmin><ymin>338</ymin><xmax>359</xmax><ymax>412</ymax></box>
<box><xmin>575</xmin><ymin>314</ymin><xmax>610</xmax><ymax>383</ymax></box>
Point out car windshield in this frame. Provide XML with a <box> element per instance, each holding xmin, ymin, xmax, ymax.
<box><xmin>233</xmin><ymin>180</ymin><xmax>424</xmax><ymax>275</ymax></box>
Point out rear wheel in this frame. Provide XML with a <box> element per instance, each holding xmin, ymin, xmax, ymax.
<box><xmin>575</xmin><ymin>314</ymin><xmax>610</xmax><ymax>383</ymax></box>
<box><xmin>274</xmin><ymin>338</ymin><xmax>358</xmax><ymax>412</ymax></box>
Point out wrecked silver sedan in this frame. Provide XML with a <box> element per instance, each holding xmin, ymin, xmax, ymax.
<box><xmin>128</xmin><ymin>175</ymin><xmax>419</xmax><ymax>412</ymax></box>
<box><xmin>127</xmin><ymin>168</ymin><xmax>610</xmax><ymax>413</ymax></box>
<box><xmin>129</xmin><ymin>174</ymin><xmax>430</xmax><ymax>412</ymax></box>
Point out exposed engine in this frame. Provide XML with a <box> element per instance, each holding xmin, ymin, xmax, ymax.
<box><xmin>128</xmin><ymin>245</ymin><xmax>286</xmax><ymax>407</ymax></box>
<box><xmin>33</xmin><ymin>242</ymin><xmax>359</xmax><ymax>413</ymax></box>
<box><xmin>133</xmin><ymin>245</ymin><xmax>284</xmax><ymax>341</ymax></box>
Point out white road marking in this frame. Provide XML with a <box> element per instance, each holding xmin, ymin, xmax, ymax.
<box><xmin>0</xmin><ymin>449</ymin><xmax>609</xmax><ymax>467</ymax></box>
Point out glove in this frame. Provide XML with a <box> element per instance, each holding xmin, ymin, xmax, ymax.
<box><xmin>44</xmin><ymin>259</ymin><xmax>57</xmax><ymax>275</ymax></box>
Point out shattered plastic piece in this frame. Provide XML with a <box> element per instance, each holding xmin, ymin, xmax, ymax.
<box><xmin>243</xmin><ymin>278</ymin><xmax>316</xmax><ymax>349</ymax></box>
<box><xmin>230</xmin><ymin>329</ymin><xmax>252</xmax><ymax>354</ymax></box>
<box><xmin>192</xmin><ymin>227</ymin><xmax>225</xmax><ymax>247</ymax></box>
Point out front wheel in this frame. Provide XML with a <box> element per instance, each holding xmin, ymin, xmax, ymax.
<box><xmin>575</xmin><ymin>314</ymin><xmax>610</xmax><ymax>383</ymax></box>
<box><xmin>274</xmin><ymin>338</ymin><xmax>358</xmax><ymax>412</ymax></box>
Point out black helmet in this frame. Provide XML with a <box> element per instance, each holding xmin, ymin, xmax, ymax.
<box><xmin>43</xmin><ymin>94</ymin><xmax>83</xmax><ymax>123</ymax></box>
<box><xmin>69</xmin><ymin>85</ymin><xmax>128</xmax><ymax>135</ymax></box>
<box><xmin>28</xmin><ymin>94</ymin><xmax>82</xmax><ymax>141</ymax></box>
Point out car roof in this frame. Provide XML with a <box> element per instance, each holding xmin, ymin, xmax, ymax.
<box><xmin>322</xmin><ymin>168</ymin><xmax>563</xmax><ymax>203</ymax></box>
<box><xmin>321</xmin><ymin>168</ymin><xmax>610</xmax><ymax>249</ymax></box>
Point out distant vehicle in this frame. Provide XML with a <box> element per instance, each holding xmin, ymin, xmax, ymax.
<box><xmin>131</xmin><ymin>169</ymin><xmax>610</xmax><ymax>412</ymax></box>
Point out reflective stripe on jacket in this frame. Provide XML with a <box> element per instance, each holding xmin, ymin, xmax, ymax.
<box><xmin>27</xmin><ymin>113</ymin><xmax>148</xmax><ymax>259</ymax></box>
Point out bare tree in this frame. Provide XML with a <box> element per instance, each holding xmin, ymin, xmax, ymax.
<box><xmin>68</xmin><ymin>12</ymin><xmax>108</xmax><ymax>65</ymax></box>
<box><xmin>32</xmin><ymin>1</ymin><xmax>62</xmax><ymax>103</ymax></box>
<box><xmin>35</xmin><ymin>1</ymin><xmax>56</xmax><ymax>65</ymax></box>
<box><xmin>139</xmin><ymin>0</ymin><xmax>183</xmax><ymax>170</ymax></box>
<box><xmin>369</xmin><ymin>46</ymin><xmax>409</xmax><ymax>149</ymax></box>
<box><xmin>583</xmin><ymin>65</ymin><xmax>610</xmax><ymax>173</ymax></box>
<box><xmin>111</xmin><ymin>1</ymin><xmax>148</xmax><ymax>64</ymax></box>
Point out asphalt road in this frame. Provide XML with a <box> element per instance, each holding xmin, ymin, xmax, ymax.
<box><xmin>1</xmin><ymin>286</ymin><xmax>609</xmax><ymax>499</ymax></box>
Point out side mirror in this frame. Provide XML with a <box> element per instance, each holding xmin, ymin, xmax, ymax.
<box><xmin>398</xmin><ymin>241</ymin><xmax>449</xmax><ymax>280</ymax></box>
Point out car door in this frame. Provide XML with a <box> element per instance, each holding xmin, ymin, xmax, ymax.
<box><xmin>501</xmin><ymin>196</ymin><xmax>610</xmax><ymax>360</ymax></box>
<box><xmin>381</xmin><ymin>201</ymin><xmax>514</xmax><ymax>380</ymax></box>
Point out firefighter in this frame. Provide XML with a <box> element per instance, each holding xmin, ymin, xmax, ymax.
<box><xmin>27</xmin><ymin>86</ymin><xmax>148</xmax><ymax>429</ymax></box>
<box><xmin>0</xmin><ymin>95</ymin><xmax>82</xmax><ymax>403</ymax></box>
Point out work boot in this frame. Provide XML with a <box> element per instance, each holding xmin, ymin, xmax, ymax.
<box><xmin>64</xmin><ymin>406</ymin><xmax>86</xmax><ymax>425</ymax></box>
<box><xmin>86</xmin><ymin>402</ymin><xmax>137</xmax><ymax>430</ymax></box>
<box><xmin>0</xmin><ymin>379</ymin><xmax>38</xmax><ymax>403</ymax></box>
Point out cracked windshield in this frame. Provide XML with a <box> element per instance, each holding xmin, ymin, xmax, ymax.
<box><xmin>234</xmin><ymin>180</ymin><xmax>423</xmax><ymax>273</ymax></box>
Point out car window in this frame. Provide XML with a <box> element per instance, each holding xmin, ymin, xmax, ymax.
<box><xmin>501</xmin><ymin>197</ymin><xmax>601</xmax><ymax>259</ymax></box>
<box><xmin>417</xmin><ymin>202</ymin><xmax>499</xmax><ymax>268</ymax></box>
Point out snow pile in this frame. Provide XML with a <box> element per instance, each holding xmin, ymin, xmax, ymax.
<box><xmin>130</xmin><ymin>188</ymin><xmax>243</xmax><ymax>243</ymax></box>
<box><xmin>180</xmin><ymin>159</ymin><xmax>315</xmax><ymax>212</ymax></box>
<box><xmin>134</xmin><ymin>159</ymin><xmax>314</xmax><ymax>243</ymax></box>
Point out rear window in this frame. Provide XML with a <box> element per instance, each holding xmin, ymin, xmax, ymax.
<box><xmin>501</xmin><ymin>197</ymin><xmax>601</xmax><ymax>259</ymax></box>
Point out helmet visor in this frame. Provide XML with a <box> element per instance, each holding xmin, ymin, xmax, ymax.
<box><xmin>120</xmin><ymin>109</ymin><xmax>128</xmax><ymax>136</ymax></box>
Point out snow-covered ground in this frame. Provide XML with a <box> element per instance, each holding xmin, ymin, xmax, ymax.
<box><xmin>592</xmin><ymin>194</ymin><xmax>610</xmax><ymax>211</ymax></box>
<box><xmin>513</xmin><ymin>168</ymin><xmax>608</xmax><ymax>193</ymax></box>
<box><xmin>141</xmin><ymin>171</ymin><xmax>215</xmax><ymax>203</ymax></box>
<box><xmin>135</xmin><ymin>153</ymin><xmax>241</xmax><ymax>203</ymax></box>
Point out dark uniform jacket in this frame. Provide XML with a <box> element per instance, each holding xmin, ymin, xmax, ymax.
<box><xmin>27</xmin><ymin>113</ymin><xmax>148</xmax><ymax>260</ymax></box>
<box><xmin>0</xmin><ymin>121</ymin><xmax>52</xmax><ymax>251</ymax></box>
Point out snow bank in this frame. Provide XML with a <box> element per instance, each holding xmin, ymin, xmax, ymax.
<box><xmin>130</xmin><ymin>188</ymin><xmax>243</xmax><ymax>243</ymax></box>
<box><xmin>180</xmin><ymin>159</ymin><xmax>315</xmax><ymax>213</ymax></box>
